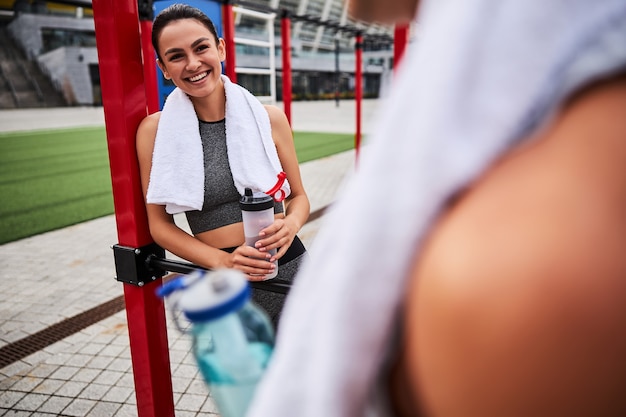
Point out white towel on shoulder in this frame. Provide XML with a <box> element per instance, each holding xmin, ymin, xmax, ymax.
<box><xmin>248</xmin><ymin>1</ymin><xmax>626</xmax><ymax>416</ymax></box>
<box><xmin>146</xmin><ymin>75</ymin><xmax>290</xmax><ymax>214</ymax></box>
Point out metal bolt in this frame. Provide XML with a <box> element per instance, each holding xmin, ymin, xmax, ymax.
<box><xmin>135</xmin><ymin>249</ymin><xmax>141</xmax><ymax>255</ymax></box>
<box><xmin>114</xmin><ymin>276</ymin><xmax>117</xmax><ymax>280</ymax></box>
<box><xmin>151</xmin><ymin>276</ymin><xmax>157</xmax><ymax>281</ymax></box>
<box><xmin>138</xmin><ymin>281</ymin><xmax>145</xmax><ymax>287</ymax></box>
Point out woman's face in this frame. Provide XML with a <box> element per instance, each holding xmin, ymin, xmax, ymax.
<box><xmin>157</xmin><ymin>18</ymin><xmax>226</xmax><ymax>98</ymax></box>
<box><xmin>348</xmin><ymin>0</ymin><xmax>419</xmax><ymax>24</ymax></box>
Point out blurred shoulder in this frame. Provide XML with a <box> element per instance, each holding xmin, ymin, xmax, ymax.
<box><xmin>402</xmin><ymin>73</ymin><xmax>626</xmax><ymax>416</ymax></box>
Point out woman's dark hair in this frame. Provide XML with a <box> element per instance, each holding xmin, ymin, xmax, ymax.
<box><xmin>152</xmin><ymin>3</ymin><xmax>220</xmax><ymax>60</ymax></box>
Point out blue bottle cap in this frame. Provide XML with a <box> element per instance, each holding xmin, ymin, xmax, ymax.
<box><xmin>175</xmin><ymin>269</ymin><xmax>251</xmax><ymax>322</ymax></box>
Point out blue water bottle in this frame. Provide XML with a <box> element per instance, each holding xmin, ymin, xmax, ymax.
<box><xmin>157</xmin><ymin>269</ymin><xmax>274</xmax><ymax>417</ymax></box>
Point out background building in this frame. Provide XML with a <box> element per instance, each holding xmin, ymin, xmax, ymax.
<box><xmin>0</xmin><ymin>0</ymin><xmax>402</xmax><ymax>108</ymax></box>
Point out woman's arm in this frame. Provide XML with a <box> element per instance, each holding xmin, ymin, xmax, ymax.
<box><xmin>401</xmin><ymin>75</ymin><xmax>626</xmax><ymax>416</ymax></box>
<box><xmin>256</xmin><ymin>104</ymin><xmax>310</xmax><ymax>260</ymax></box>
<box><xmin>135</xmin><ymin>113</ymin><xmax>275</xmax><ymax>277</ymax></box>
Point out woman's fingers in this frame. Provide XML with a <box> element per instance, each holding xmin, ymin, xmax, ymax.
<box><xmin>256</xmin><ymin>220</ymin><xmax>295</xmax><ymax>253</ymax></box>
<box><xmin>231</xmin><ymin>246</ymin><xmax>276</xmax><ymax>278</ymax></box>
<box><xmin>234</xmin><ymin>245</ymin><xmax>270</xmax><ymax>259</ymax></box>
<box><xmin>274</xmin><ymin>243</ymin><xmax>290</xmax><ymax>260</ymax></box>
<box><xmin>258</xmin><ymin>218</ymin><xmax>283</xmax><ymax>236</ymax></box>
<box><xmin>258</xmin><ymin>234</ymin><xmax>290</xmax><ymax>252</ymax></box>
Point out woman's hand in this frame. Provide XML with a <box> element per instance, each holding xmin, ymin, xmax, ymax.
<box><xmin>224</xmin><ymin>245</ymin><xmax>276</xmax><ymax>281</ymax></box>
<box><xmin>255</xmin><ymin>217</ymin><xmax>298</xmax><ymax>261</ymax></box>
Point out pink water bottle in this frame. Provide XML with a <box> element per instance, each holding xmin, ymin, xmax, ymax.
<box><xmin>240</xmin><ymin>188</ymin><xmax>278</xmax><ymax>279</ymax></box>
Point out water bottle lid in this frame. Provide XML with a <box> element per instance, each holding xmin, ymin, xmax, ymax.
<box><xmin>240</xmin><ymin>187</ymin><xmax>274</xmax><ymax>211</ymax></box>
<box><xmin>174</xmin><ymin>269</ymin><xmax>250</xmax><ymax>322</ymax></box>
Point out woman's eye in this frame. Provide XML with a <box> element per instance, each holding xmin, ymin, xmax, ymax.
<box><xmin>196</xmin><ymin>44</ymin><xmax>209</xmax><ymax>52</ymax></box>
<box><xmin>169</xmin><ymin>54</ymin><xmax>183</xmax><ymax>61</ymax></box>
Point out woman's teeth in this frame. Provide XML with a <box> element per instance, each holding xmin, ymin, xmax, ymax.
<box><xmin>189</xmin><ymin>72</ymin><xmax>208</xmax><ymax>82</ymax></box>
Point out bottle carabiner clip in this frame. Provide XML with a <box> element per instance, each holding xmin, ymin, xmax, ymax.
<box><xmin>265</xmin><ymin>172</ymin><xmax>287</xmax><ymax>202</ymax></box>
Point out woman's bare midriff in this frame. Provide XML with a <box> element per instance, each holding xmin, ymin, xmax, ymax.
<box><xmin>194</xmin><ymin>213</ymin><xmax>286</xmax><ymax>249</ymax></box>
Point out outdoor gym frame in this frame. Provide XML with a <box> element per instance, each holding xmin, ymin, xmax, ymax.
<box><xmin>91</xmin><ymin>0</ymin><xmax>408</xmax><ymax>415</ymax></box>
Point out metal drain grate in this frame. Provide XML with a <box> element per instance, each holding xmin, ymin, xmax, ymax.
<box><xmin>0</xmin><ymin>296</ymin><xmax>125</xmax><ymax>369</ymax></box>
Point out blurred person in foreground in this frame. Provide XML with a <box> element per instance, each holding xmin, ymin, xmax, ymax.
<box><xmin>248</xmin><ymin>0</ymin><xmax>626</xmax><ymax>416</ymax></box>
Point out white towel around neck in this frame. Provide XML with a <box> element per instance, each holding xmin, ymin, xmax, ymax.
<box><xmin>248</xmin><ymin>1</ymin><xmax>626</xmax><ymax>416</ymax></box>
<box><xmin>146</xmin><ymin>75</ymin><xmax>290</xmax><ymax>214</ymax></box>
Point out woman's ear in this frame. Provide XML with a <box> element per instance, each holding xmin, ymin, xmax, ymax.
<box><xmin>218</xmin><ymin>38</ymin><xmax>227</xmax><ymax>62</ymax></box>
<box><xmin>157</xmin><ymin>59</ymin><xmax>171</xmax><ymax>80</ymax></box>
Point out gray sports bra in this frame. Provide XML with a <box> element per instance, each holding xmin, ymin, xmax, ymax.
<box><xmin>185</xmin><ymin>119</ymin><xmax>284</xmax><ymax>235</ymax></box>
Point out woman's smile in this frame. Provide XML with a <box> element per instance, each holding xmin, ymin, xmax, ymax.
<box><xmin>188</xmin><ymin>71</ymin><xmax>209</xmax><ymax>83</ymax></box>
<box><xmin>156</xmin><ymin>18</ymin><xmax>226</xmax><ymax>98</ymax></box>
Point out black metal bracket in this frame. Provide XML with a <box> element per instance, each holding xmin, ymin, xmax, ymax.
<box><xmin>112</xmin><ymin>243</ymin><xmax>166</xmax><ymax>286</ymax></box>
<box><xmin>113</xmin><ymin>243</ymin><xmax>292</xmax><ymax>294</ymax></box>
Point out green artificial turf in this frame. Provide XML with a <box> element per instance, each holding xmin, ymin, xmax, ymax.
<box><xmin>293</xmin><ymin>131</ymin><xmax>356</xmax><ymax>163</ymax></box>
<box><xmin>0</xmin><ymin>127</ymin><xmax>113</xmax><ymax>244</ymax></box>
<box><xmin>0</xmin><ymin>127</ymin><xmax>355</xmax><ymax>244</ymax></box>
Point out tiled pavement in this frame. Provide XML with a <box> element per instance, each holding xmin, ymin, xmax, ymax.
<box><xmin>0</xmin><ymin>99</ymin><xmax>379</xmax><ymax>416</ymax></box>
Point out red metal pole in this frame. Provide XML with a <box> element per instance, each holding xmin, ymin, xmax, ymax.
<box><xmin>222</xmin><ymin>2</ymin><xmax>237</xmax><ymax>82</ymax></box>
<box><xmin>92</xmin><ymin>1</ymin><xmax>174</xmax><ymax>416</ymax></box>
<box><xmin>280</xmin><ymin>11</ymin><xmax>292</xmax><ymax>126</ymax></box>
<box><xmin>355</xmin><ymin>33</ymin><xmax>363</xmax><ymax>161</ymax></box>
<box><xmin>393</xmin><ymin>25</ymin><xmax>409</xmax><ymax>72</ymax></box>
<box><xmin>140</xmin><ymin>19</ymin><xmax>161</xmax><ymax>113</ymax></box>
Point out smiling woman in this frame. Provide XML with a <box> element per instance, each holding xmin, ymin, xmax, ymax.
<box><xmin>135</xmin><ymin>3</ymin><xmax>310</xmax><ymax>327</ymax></box>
